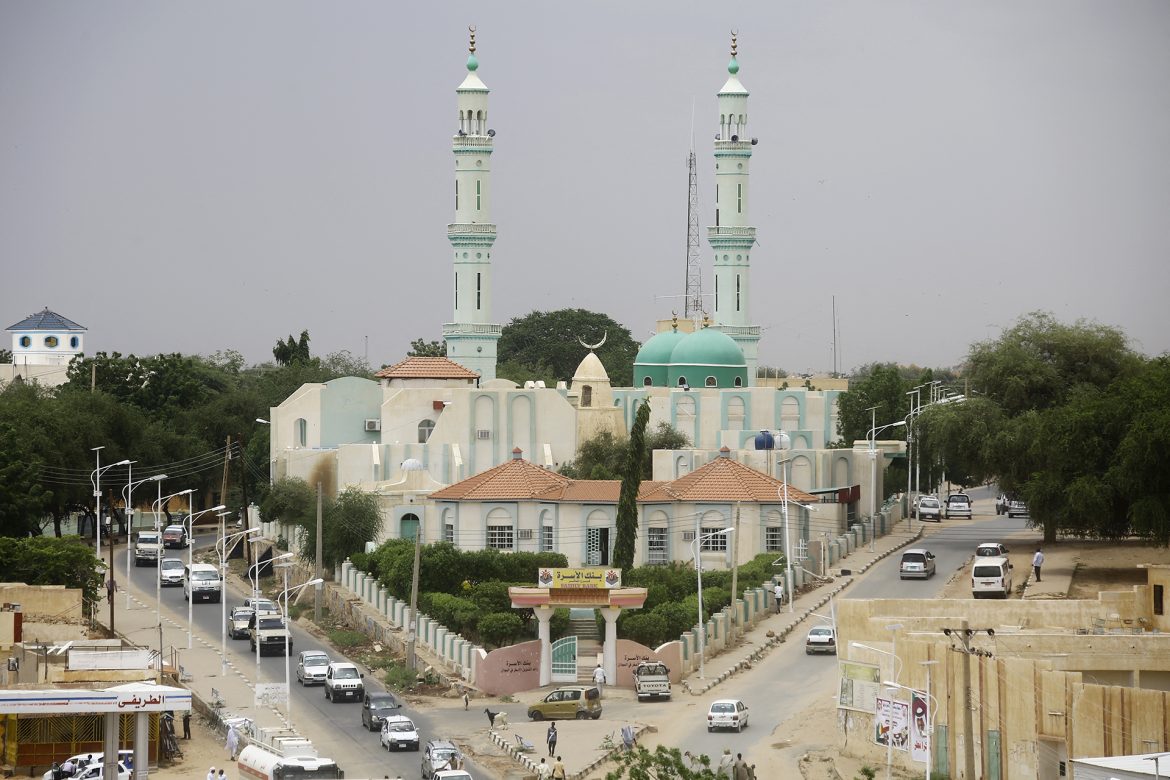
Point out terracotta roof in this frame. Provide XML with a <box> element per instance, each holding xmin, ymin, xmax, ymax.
<box><xmin>639</xmin><ymin>454</ymin><xmax>819</xmax><ymax>504</ymax></box>
<box><xmin>7</xmin><ymin>308</ymin><xmax>86</xmax><ymax>332</ymax></box>
<box><xmin>430</xmin><ymin>456</ymin><xmax>571</xmax><ymax>501</ymax></box>
<box><xmin>374</xmin><ymin>356</ymin><xmax>479</xmax><ymax>380</ymax></box>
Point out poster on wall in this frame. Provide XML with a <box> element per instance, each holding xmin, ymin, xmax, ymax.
<box><xmin>874</xmin><ymin>696</ymin><xmax>909</xmax><ymax>752</ymax></box>
<box><xmin>910</xmin><ymin>691</ymin><xmax>930</xmax><ymax>763</ymax></box>
<box><xmin>837</xmin><ymin>660</ymin><xmax>881</xmax><ymax>713</ymax></box>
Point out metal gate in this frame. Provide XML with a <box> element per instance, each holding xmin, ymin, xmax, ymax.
<box><xmin>586</xmin><ymin>529</ymin><xmax>602</xmax><ymax>565</ymax></box>
<box><xmin>551</xmin><ymin>636</ymin><xmax>578</xmax><ymax>683</ymax></box>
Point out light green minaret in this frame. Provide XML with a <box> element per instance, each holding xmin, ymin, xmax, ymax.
<box><xmin>708</xmin><ymin>33</ymin><xmax>761</xmax><ymax>384</ymax></box>
<box><xmin>443</xmin><ymin>26</ymin><xmax>501</xmax><ymax>380</ymax></box>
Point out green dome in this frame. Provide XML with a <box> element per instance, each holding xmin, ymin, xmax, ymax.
<box><xmin>728</xmin><ymin>57</ymin><xmax>739</xmax><ymax>75</ymax></box>
<box><xmin>635</xmin><ymin>330</ymin><xmax>686</xmax><ymax>365</ymax></box>
<box><xmin>669</xmin><ymin>327</ymin><xmax>746</xmax><ymax>366</ymax></box>
<box><xmin>467</xmin><ymin>53</ymin><xmax>479</xmax><ymax>71</ymax></box>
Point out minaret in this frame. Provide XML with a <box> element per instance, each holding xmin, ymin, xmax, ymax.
<box><xmin>442</xmin><ymin>26</ymin><xmax>501</xmax><ymax>380</ymax></box>
<box><xmin>708</xmin><ymin>33</ymin><xmax>761</xmax><ymax>384</ymax></box>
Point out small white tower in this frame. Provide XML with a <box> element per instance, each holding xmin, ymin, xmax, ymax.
<box><xmin>7</xmin><ymin>308</ymin><xmax>86</xmax><ymax>367</ymax></box>
<box><xmin>708</xmin><ymin>33</ymin><xmax>761</xmax><ymax>384</ymax></box>
<box><xmin>442</xmin><ymin>27</ymin><xmax>502</xmax><ymax>380</ymax></box>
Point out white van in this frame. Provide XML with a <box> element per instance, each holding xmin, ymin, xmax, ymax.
<box><xmin>183</xmin><ymin>562</ymin><xmax>222</xmax><ymax>603</ymax></box>
<box><xmin>971</xmin><ymin>556</ymin><xmax>1012</xmax><ymax>599</ymax></box>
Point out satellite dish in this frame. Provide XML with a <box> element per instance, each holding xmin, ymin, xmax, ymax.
<box><xmin>751</xmin><ymin>138</ymin><xmax>758</xmax><ymax>145</ymax></box>
<box><xmin>487</xmin><ymin>128</ymin><xmax>496</xmax><ymax>137</ymax></box>
<box><xmin>731</xmin><ymin>134</ymin><xmax>739</xmax><ymax>142</ymax></box>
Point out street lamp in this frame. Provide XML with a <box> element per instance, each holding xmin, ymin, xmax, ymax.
<box><xmin>152</xmin><ymin>488</ymin><xmax>193</xmax><ymax>627</ymax></box>
<box><xmin>851</xmin><ymin>640</ymin><xmax>904</xmax><ymax>780</ymax></box>
<box><xmin>91</xmin><ymin>448</ymin><xmax>131</xmax><ymax>559</ymax></box>
<box><xmin>275</xmin><ymin>564</ymin><xmax>323</xmax><ymax>731</ymax></box>
<box><xmin>122</xmin><ymin>473</ymin><xmax>166</xmax><ymax>609</ymax></box>
<box><xmin>250</xmin><ymin>551</ymin><xmax>293</xmax><ymax>668</ymax></box>
<box><xmin>690</xmin><ymin>526</ymin><xmax>735</xmax><ymax>679</ymax></box>
<box><xmin>883</xmin><ymin>674</ymin><xmax>940</xmax><ymax>780</ymax></box>
<box><xmin>184</xmin><ymin>501</ymin><xmax>226</xmax><ymax>649</ymax></box>
<box><xmin>849</xmin><ymin>641</ymin><xmax>903</xmax><ymax>683</ymax></box>
<box><xmin>776</xmin><ymin>430</ymin><xmax>818</xmax><ymax>614</ymax></box>
<box><xmin>218</xmin><ymin>526</ymin><xmax>260</xmax><ymax>675</ymax></box>
<box><xmin>867</xmin><ymin>411</ymin><xmax>906</xmax><ymax>552</ymax></box>
<box><xmin>1145</xmin><ymin>752</ymin><xmax>1170</xmax><ymax>780</ymax></box>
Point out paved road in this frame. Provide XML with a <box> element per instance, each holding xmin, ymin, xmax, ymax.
<box><xmin>128</xmin><ymin>534</ymin><xmax>485</xmax><ymax>780</ymax></box>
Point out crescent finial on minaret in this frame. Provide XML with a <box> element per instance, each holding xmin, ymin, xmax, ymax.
<box><xmin>730</xmin><ymin>30</ymin><xmax>738</xmax><ymax>57</ymax></box>
<box><xmin>469</xmin><ymin>25</ymin><xmax>477</xmax><ymax>54</ymax></box>
<box><xmin>577</xmin><ymin>331</ymin><xmax>608</xmax><ymax>351</ymax></box>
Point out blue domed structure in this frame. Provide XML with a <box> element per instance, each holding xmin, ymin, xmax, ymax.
<box><xmin>634</xmin><ymin>329</ymin><xmax>687</xmax><ymax>387</ymax></box>
<box><xmin>667</xmin><ymin>327</ymin><xmax>747</xmax><ymax>389</ymax></box>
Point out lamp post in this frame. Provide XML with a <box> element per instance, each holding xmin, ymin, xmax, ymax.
<box><xmin>123</xmin><ymin>473</ymin><xmax>166</xmax><ymax>609</ymax></box>
<box><xmin>882</xmin><ymin>678</ymin><xmax>939</xmax><ymax>780</ymax></box>
<box><xmin>184</xmin><ymin>502</ymin><xmax>226</xmax><ymax>649</ymax></box>
<box><xmin>851</xmin><ymin>638</ymin><xmax>904</xmax><ymax>780</ymax></box>
<box><xmin>218</xmin><ymin>526</ymin><xmax>260</xmax><ymax>676</ymax></box>
<box><xmin>867</xmin><ymin>414</ymin><xmax>906</xmax><ymax>552</ymax></box>
<box><xmin>1145</xmin><ymin>752</ymin><xmax>1170</xmax><ymax>780</ymax></box>
<box><xmin>274</xmin><ymin>565</ymin><xmax>323</xmax><ymax>731</ymax></box>
<box><xmin>904</xmin><ymin>387</ymin><xmax>922</xmax><ymax>530</ymax></box>
<box><xmin>690</xmin><ymin>526</ymin><xmax>735</xmax><ymax>679</ymax></box>
<box><xmin>152</xmin><ymin>488</ymin><xmax>193</xmax><ymax>628</ymax></box>
<box><xmin>91</xmin><ymin>449</ymin><xmax>131</xmax><ymax>559</ymax></box>
<box><xmin>250</xmin><ymin>551</ymin><xmax>293</xmax><ymax>669</ymax></box>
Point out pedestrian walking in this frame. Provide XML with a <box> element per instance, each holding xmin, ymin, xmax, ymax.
<box><xmin>717</xmin><ymin>748</ymin><xmax>735</xmax><ymax>778</ymax></box>
<box><xmin>592</xmin><ymin>664</ymin><xmax>607</xmax><ymax>696</ymax></box>
<box><xmin>206</xmin><ymin>768</ymin><xmax>216</xmax><ymax>780</ymax></box>
<box><xmin>546</xmin><ymin>722</ymin><xmax>558</xmax><ymax>756</ymax></box>
<box><xmin>551</xmin><ymin>756</ymin><xmax>567</xmax><ymax>779</ymax></box>
<box><xmin>621</xmin><ymin>724</ymin><xmax>636</xmax><ymax>751</ymax></box>
<box><xmin>218</xmin><ymin>770</ymin><xmax>227</xmax><ymax>779</ymax></box>
<box><xmin>1032</xmin><ymin>548</ymin><xmax>1045</xmax><ymax>583</ymax></box>
<box><xmin>773</xmin><ymin>581</ymin><xmax>784</xmax><ymax>612</ymax></box>
<box><xmin>462</xmin><ymin>690</ymin><xmax>469</xmax><ymax>710</ymax></box>
<box><xmin>535</xmin><ymin>757</ymin><xmax>552</xmax><ymax>778</ymax></box>
<box><xmin>226</xmin><ymin>723</ymin><xmax>240</xmax><ymax>761</ymax></box>
<box><xmin>734</xmin><ymin>752</ymin><xmax>750</xmax><ymax>780</ymax></box>
<box><xmin>182</xmin><ymin>711</ymin><xmax>192</xmax><ymax>739</ymax></box>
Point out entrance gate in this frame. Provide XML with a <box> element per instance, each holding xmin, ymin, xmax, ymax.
<box><xmin>551</xmin><ymin>636</ymin><xmax>578</xmax><ymax>683</ymax></box>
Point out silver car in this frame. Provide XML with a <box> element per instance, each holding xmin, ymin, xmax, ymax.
<box><xmin>159</xmin><ymin>558</ymin><xmax>185</xmax><ymax>586</ymax></box>
<box><xmin>899</xmin><ymin>548</ymin><xmax>937</xmax><ymax>579</ymax></box>
<box><xmin>297</xmin><ymin>651</ymin><xmax>330</xmax><ymax>685</ymax></box>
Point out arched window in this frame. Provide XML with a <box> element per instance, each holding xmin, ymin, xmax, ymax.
<box><xmin>705</xmin><ymin>376</ymin><xmax>718</xmax><ymax>387</ymax></box>
<box><xmin>294</xmin><ymin>418</ymin><xmax>307</xmax><ymax>447</ymax></box>
<box><xmin>400</xmin><ymin>513</ymin><xmax>420</xmax><ymax>542</ymax></box>
<box><xmin>580</xmin><ymin>385</ymin><xmax>592</xmax><ymax>408</ymax></box>
<box><xmin>677</xmin><ymin>376</ymin><xmax>689</xmax><ymax>387</ymax></box>
<box><xmin>734</xmin><ymin>376</ymin><xmax>743</xmax><ymax>387</ymax></box>
<box><xmin>418</xmin><ymin>419</ymin><xmax>435</xmax><ymax>443</ymax></box>
<box><xmin>643</xmin><ymin>376</ymin><xmax>653</xmax><ymax>386</ymax></box>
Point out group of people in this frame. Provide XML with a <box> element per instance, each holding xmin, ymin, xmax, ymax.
<box><xmin>49</xmin><ymin>754</ymin><xmax>135</xmax><ymax>780</ymax></box>
<box><xmin>205</xmin><ymin>769</ymin><xmax>227</xmax><ymax>780</ymax></box>
<box><xmin>716</xmin><ymin>748</ymin><xmax>757</xmax><ymax>779</ymax></box>
<box><xmin>533</xmin><ymin>755</ymin><xmax>567</xmax><ymax>779</ymax></box>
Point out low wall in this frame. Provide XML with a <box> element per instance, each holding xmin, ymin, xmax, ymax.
<box><xmin>612</xmin><ymin>639</ymin><xmax>682</xmax><ymax>687</ymax></box>
<box><xmin>0</xmin><ymin>583</ymin><xmax>83</xmax><ymax>620</ymax></box>
<box><xmin>477</xmin><ymin>640</ymin><xmax>541</xmax><ymax>696</ymax></box>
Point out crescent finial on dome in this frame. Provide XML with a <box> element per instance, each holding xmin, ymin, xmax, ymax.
<box><xmin>577</xmin><ymin>331</ymin><xmax>608</xmax><ymax>351</ymax></box>
<box><xmin>730</xmin><ymin>30</ymin><xmax>738</xmax><ymax>57</ymax></box>
<box><xmin>469</xmin><ymin>25</ymin><xmax>477</xmax><ymax>54</ymax></box>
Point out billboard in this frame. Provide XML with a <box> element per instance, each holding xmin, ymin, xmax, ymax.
<box><xmin>537</xmin><ymin>568</ymin><xmax>621</xmax><ymax>589</ymax></box>
<box><xmin>910</xmin><ymin>691</ymin><xmax>930</xmax><ymax>763</ymax></box>
<box><xmin>837</xmin><ymin>660</ymin><xmax>881</xmax><ymax>713</ymax></box>
<box><xmin>874</xmin><ymin>696</ymin><xmax>909</xmax><ymax>752</ymax></box>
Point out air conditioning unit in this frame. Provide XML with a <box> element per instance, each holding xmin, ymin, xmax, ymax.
<box><xmin>364</xmin><ymin>419</ymin><xmax>381</xmax><ymax>432</ymax></box>
<box><xmin>517</xmin><ymin>529</ymin><xmax>534</xmax><ymax>541</ymax></box>
<box><xmin>475</xmin><ymin>429</ymin><xmax>491</xmax><ymax>440</ymax></box>
<box><xmin>682</xmin><ymin>531</ymin><xmax>696</xmax><ymax>542</ymax></box>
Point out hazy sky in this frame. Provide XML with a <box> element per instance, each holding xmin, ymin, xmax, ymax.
<box><xmin>3</xmin><ymin>2</ymin><xmax>1168</xmax><ymax>376</ymax></box>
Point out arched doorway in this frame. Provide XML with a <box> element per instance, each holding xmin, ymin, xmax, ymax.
<box><xmin>400</xmin><ymin>513</ymin><xmax>420</xmax><ymax>541</ymax></box>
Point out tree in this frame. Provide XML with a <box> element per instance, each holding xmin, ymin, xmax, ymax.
<box><xmin>407</xmin><ymin>338</ymin><xmax>447</xmax><ymax>357</ymax></box>
<box><xmin>477</xmin><ymin>612</ymin><xmax>524</xmax><ymax>648</ymax></box>
<box><xmin>319</xmin><ymin>488</ymin><xmax>383</xmax><ymax>568</ymax></box>
<box><xmin>613</xmin><ymin>403</ymin><xmax>650</xmax><ymax>570</ymax></box>
<box><xmin>273</xmin><ymin>330</ymin><xmax>312</xmax><ymax>366</ymax></box>
<box><xmin>0</xmin><ymin>536</ymin><xmax>105</xmax><ymax>610</ymax></box>
<box><xmin>260</xmin><ymin>478</ymin><xmax>315</xmax><ymax>528</ymax></box>
<box><xmin>0</xmin><ymin>348</ymin><xmax>11</xmax><ymax>364</ymax></box>
<box><xmin>497</xmin><ymin>309</ymin><xmax>639</xmax><ymax>386</ymax></box>
<box><xmin>561</xmin><ymin>423</ymin><xmax>689</xmax><ymax>482</ymax></box>
<box><xmin>0</xmin><ymin>423</ymin><xmax>53</xmax><ymax>536</ymax></box>
<box><xmin>606</xmin><ymin>745</ymin><xmax>719</xmax><ymax>779</ymax></box>
<box><xmin>834</xmin><ymin>363</ymin><xmax>912</xmax><ymax>446</ymax></box>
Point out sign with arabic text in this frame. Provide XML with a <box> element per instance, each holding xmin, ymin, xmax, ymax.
<box><xmin>874</xmin><ymin>696</ymin><xmax>909</xmax><ymax>752</ymax></box>
<box><xmin>910</xmin><ymin>691</ymin><xmax>930</xmax><ymax>763</ymax></box>
<box><xmin>537</xmin><ymin>568</ymin><xmax>621</xmax><ymax>589</ymax></box>
<box><xmin>837</xmin><ymin>660</ymin><xmax>881</xmax><ymax>714</ymax></box>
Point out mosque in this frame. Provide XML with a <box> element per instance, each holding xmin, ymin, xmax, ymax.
<box><xmin>268</xmin><ymin>34</ymin><xmax>896</xmax><ymax>571</ymax></box>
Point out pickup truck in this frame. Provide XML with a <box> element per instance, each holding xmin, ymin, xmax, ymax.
<box><xmin>134</xmin><ymin>530</ymin><xmax>163</xmax><ymax>566</ymax></box>
<box><xmin>633</xmin><ymin>661</ymin><xmax>671</xmax><ymax>701</ymax></box>
<box><xmin>249</xmin><ymin>611</ymin><xmax>293</xmax><ymax>656</ymax></box>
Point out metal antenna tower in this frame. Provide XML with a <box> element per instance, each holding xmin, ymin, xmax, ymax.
<box><xmin>684</xmin><ymin>148</ymin><xmax>702</xmax><ymax>317</ymax></box>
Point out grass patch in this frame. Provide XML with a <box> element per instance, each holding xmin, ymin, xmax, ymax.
<box><xmin>383</xmin><ymin>660</ymin><xmax>418</xmax><ymax>692</ymax></box>
<box><xmin>327</xmin><ymin>629</ymin><xmax>368</xmax><ymax>648</ymax></box>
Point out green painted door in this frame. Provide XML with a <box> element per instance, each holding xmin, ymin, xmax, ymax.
<box><xmin>551</xmin><ymin>636</ymin><xmax>577</xmax><ymax>683</ymax></box>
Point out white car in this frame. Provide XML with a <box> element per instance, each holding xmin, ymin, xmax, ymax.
<box><xmin>945</xmin><ymin>493</ymin><xmax>973</xmax><ymax>519</ymax></box>
<box><xmin>976</xmin><ymin>542</ymin><xmax>1010</xmax><ymax>559</ymax></box>
<box><xmin>805</xmin><ymin>625</ymin><xmax>837</xmax><ymax>655</ymax></box>
<box><xmin>297</xmin><ymin>650</ymin><xmax>330</xmax><ymax>685</ymax></box>
<box><xmin>324</xmin><ymin>661</ymin><xmax>364</xmax><ymax>702</ymax></box>
<box><xmin>44</xmin><ymin>761</ymin><xmax>131</xmax><ymax>780</ymax></box>
<box><xmin>916</xmin><ymin>496</ymin><xmax>942</xmax><ymax>522</ymax></box>
<box><xmin>707</xmin><ymin>698</ymin><xmax>749</xmax><ymax>732</ymax></box>
<box><xmin>432</xmin><ymin>773</ymin><xmax>473</xmax><ymax>780</ymax></box>
<box><xmin>159</xmin><ymin>557</ymin><xmax>185</xmax><ymax>586</ymax></box>
<box><xmin>379</xmin><ymin>715</ymin><xmax>420</xmax><ymax>751</ymax></box>
<box><xmin>899</xmin><ymin>548</ymin><xmax>937</xmax><ymax>580</ymax></box>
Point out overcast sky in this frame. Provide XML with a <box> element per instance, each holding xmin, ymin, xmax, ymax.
<box><xmin>3</xmin><ymin>2</ymin><xmax>1168</xmax><ymax>376</ymax></box>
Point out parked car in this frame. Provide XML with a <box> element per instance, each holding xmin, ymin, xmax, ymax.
<box><xmin>362</xmin><ymin>691</ymin><xmax>401</xmax><ymax>731</ymax></box>
<box><xmin>971</xmin><ymin>556</ymin><xmax>1013</xmax><ymax>599</ymax></box>
<box><xmin>46</xmin><ymin>761</ymin><xmax>131</xmax><ymax>780</ymax></box>
<box><xmin>526</xmin><ymin>685</ymin><xmax>602</xmax><ymax>720</ymax></box>
<box><xmin>60</xmin><ymin>751</ymin><xmax>134</xmax><ymax>773</ymax></box>
<box><xmin>633</xmin><ymin>661</ymin><xmax>672</xmax><ymax>700</ymax></box>
<box><xmin>296</xmin><ymin>650</ymin><xmax>330</xmax><ymax>685</ymax></box>
<box><xmin>976</xmin><ymin>543</ymin><xmax>1010</xmax><ymax>559</ymax></box>
<box><xmin>1007</xmin><ymin>500</ymin><xmax>1029</xmax><ymax>518</ymax></box>
<box><xmin>159</xmin><ymin>557</ymin><xmax>185</xmax><ymax>586</ymax></box>
<box><xmin>899</xmin><ymin>548</ymin><xmax>937</xmax><ymax>579</ymax></box>
<box><xmin>379</xmin><ymin>715</ymin><xmax>419</xmax><ymax>751</ymax></box>
<box><xmin>161</xmin><ymin>524</ymin><xmax>188</xmax><ymax>549</ymax></box>
<box><xmin>805</xmin><ymin>625</ymin><xmax>837</xmax><ymax>655</ymax></box>
<box><xmin>707</xmin><ymin>699</ymin><xmax>750</xmax><ymax>732</ymax></box>
<box><xmin>421</xmin><ymin>740</ymin><xmax>463</xmax><ymax>778</ymax></box>
<box><xmin>229</xmin><ymin>606</ymin><xmax>255</xmax><ymax>639</ymax></box>
<box><xmin>916</xmin><ymin>496</ymin><xmax>942</xmax><ymax>522</ymax></box>
<box><xmin>945</xmin><ymin>493</ymin><xmax>973</xmax><ymax>519</ymax></box>
<box><xmin>324</xmin><ymin>661</ymin><xmax>364</xmax><ymax>702</ymax></box>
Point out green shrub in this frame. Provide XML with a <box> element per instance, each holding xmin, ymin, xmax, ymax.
<box><xmin>620</xmin><ymin>612</ymin><xmax>669</xmax><ymax>648</ymax></box>
<box><xmin>383</xmin><ymin>660</ymin><xmax>418</xmax><ymax>692</ymax></box>
<box><xmin>478</xmin><ymin>612</ymin><xmax>525</xmax><ymax>648</ymax></box>
<box><xmin>328</xmin><ymin>629</ymin><xmax>367</xmax><ymax>648</ymax></box>
<box><xmin>549</xmin><ymin>608</ymin><xmax>571</xmax><ymax>640</ymax></box>
<box><xmin>421</xmin><ymin>592</ymin><xmax>480</xmax><ymax>635</ymax></box>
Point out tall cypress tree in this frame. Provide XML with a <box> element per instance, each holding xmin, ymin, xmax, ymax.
<box><xmin>613</xmin><ymin>402</ymin><xmax>650</xmax><ymax>570</ymax></box>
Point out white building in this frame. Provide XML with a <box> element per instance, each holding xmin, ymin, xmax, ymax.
<box><xmin>2</xmin><ymin>308</ymin><xmax>86</xmax><ymax>388</ymax></box>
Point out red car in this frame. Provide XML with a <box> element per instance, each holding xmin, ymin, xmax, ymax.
<box><xmin>161</xmin><ymin>524</ymin><xmax>188</xmax><ymax>548</ymax></box>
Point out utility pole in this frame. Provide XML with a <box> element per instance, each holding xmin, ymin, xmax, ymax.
<box><xmin>729</xmin><ymin>503</ymin><xmax>740</xmax><ymax>641</ymax></box>
<box><xmin>942</xmin><ymin>623</ymin><xmax>995</xmax><ymax>780</ymax></box>
<box><xmin>314</xmin><ymin>482</ymin><xmax>323</xmax><ymax>623</ymax></box>
<box><xmin>406</xmin><ymin>527</ymin><xmax>422</xmax><ymax>669</ymax></box>
<box><xmin>221</xmin><ymin>435</ymin><xmax>232</xmax><ymax>509</ymax></box>
<box><xmin>238</xmin><ymin>435</ymin><xmax>251</xmax><ymax>566</ymax></box>
<box><xmin>107</xmin><ymin>532</ymin><xmax>116</xmax><ymax>635</ymax></box>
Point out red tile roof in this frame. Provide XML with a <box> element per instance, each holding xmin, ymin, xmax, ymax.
<box><xmin>374</xmin><ymin>356</ymin><xmax>479</xmax><ymax>380</ymax></box>
<box><xmin>430</xmin><ymin>456</ymin><xmax>572</xmax><ymax>501</ymax></box>
<box><xmin>640</xmin><ymin>455</ymin><xmax>819</xmax><ymax>504</ymax></box>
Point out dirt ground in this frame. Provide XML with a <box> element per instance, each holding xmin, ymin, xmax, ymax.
<box><xmin>798</xmin><ymin>537</ymin><xmax>1170</xmax><ymax>779</ymax></box>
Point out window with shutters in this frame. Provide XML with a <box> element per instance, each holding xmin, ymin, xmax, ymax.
<box><xmin>486</xmin><ymin>525</ymin><xmax>513</xmax><ymax>550</ymax></box>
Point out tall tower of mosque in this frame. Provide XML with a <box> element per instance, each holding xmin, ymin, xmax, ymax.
<box><xmin>442</xmin><ymin>27</ymin><xmax>501</xmax><ymax>380</ymax></box>
<box><xmin>708</xmin><ymin>33</ymin><xmax>761</xmax><ymax>384</ymax></box>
